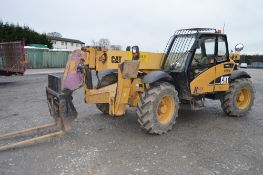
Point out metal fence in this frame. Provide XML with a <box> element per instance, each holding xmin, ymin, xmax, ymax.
<box><xmin>248</xmin><ymin>62</ymin><xmax>263</xmax><ymax>68</ymax></box>
<box><xmin>25</xmin><ymin>48</ymin><xmax>71</xmax><ymax>68</ymax></box>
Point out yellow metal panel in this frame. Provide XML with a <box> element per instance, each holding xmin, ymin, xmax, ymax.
<box><xmin>190</xmin><ymin>60</ymin><xmax>236</xmax><ymax>95</ymax></box>
<box><xmin>214</xmin><ymin>61</ymin><xmax>235</xmax><ymax>92</ymax></box>
<box><xmin>83</xmin><ymin>48</ymin><xmax>96</xmax><ymax>68</ymax></box>
<box><xmin>96</xmin><ymin>51</ymin><xmax>129</xmax><ymax>71</ymax></box>
<box><xmin>94</xmin><ymin>50</ymin><xmax>163</xmax><ymax>71</ymax></box>
<box><xmin>129</xmin><ymin>78</ymin><xmax>145</xmax><ymax>107</ymax></box>
<box><xmin>113</xmin><ymin>68</ymin><xmax>131</xmax><ymax>115</ymax></box>
<box><xmin>190</xmin><ymin>66</ymin><xmax>216</xmax><ymax>94</ymax></box>
<box><xmin>84</xmin><ymin>83</ymin><xmax>117</xmax><ymax>104</ymax></box>
<box><xmin>85</xmin><ymin>92</ymin><xmax>110</xmax><ymax>103</ymax></box>
<box><xmin>112</xmin><ymin>63</ymin><xmax>137</xmax><ymax>116</ymax></box>
<box><xmin>214</xmin><ymin>63</ymin><xmax>229</xmax><ymax>91</ymax></box>
<box><xmin>139</xmin><ymin>52</ymin><xmax>163</xmax><ymax>70</ymax></box>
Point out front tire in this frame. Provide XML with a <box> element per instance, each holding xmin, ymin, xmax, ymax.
<box><xmin>136</xmin><ymin>83</ymin><xmax>179</xmax><ymax>134</ymax></box>
<box><xmin>221</xmin><ymin>78</ymin><xmax>254</xmax><ymax>117</ymax></box>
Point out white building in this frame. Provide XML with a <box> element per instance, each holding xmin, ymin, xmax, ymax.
<box><xmin>48</xmin><ymin>36</ymin><xmax>85</xmax><ymax>51</ymax></box>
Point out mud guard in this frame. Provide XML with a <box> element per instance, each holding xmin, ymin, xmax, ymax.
<box><xmin>230</xmin><ymin>70</ymin><xmax>251</xmax><ymax>82</ymax></box>
<box><xmin>142</xmin><ymin>71</ymin><xmax>173</xmax><ymax>84</ymax></box>
<box><xmin>46</xmin><ymin>75</ymin><xmax>77</xmax><ymax>131</ymax></box>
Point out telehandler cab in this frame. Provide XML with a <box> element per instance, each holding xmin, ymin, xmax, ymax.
<box><xmin>0</xmin><ymin>28</ymin><xmax>254</xmax><ymax>151</ymax></box>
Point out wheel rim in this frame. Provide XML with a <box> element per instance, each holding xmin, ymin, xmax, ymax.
<box><xmin>157</xmin><ymin>96</ymin><xmax>175</xmax><ymax>125</ymax></box>
<box><xmin>235</xmin><ymin>88</ymin><xmax>251</xmax><ymax>110</ymax></box>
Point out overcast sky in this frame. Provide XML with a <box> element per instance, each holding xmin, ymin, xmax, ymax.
<box><xmin>1</xmin><ymin>0</ymin><xmax>262</xmax><ymax>54</ymax></box>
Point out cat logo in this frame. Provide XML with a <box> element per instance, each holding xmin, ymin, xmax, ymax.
<box><xmin>220</xmin><ymin>76</ymin><xmax>229</xmax><ymax>84</ymax></box>
<box><xmin>211</xmin><ymin>74</ymin><xmax>231</xmax><ymax>85</ymax></box>
<box><xmin>111</xmin><ymin>56</ymin><xmax>122</xmax><ymax>63</ymax></box>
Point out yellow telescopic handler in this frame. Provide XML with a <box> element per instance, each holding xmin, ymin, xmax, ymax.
<box><xmin>0</xmin><ymin>28</ymin><xmax>254</xmax><ymax>151</ymax></box>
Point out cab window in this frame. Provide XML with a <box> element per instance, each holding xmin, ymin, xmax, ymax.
<box><xmin>191</xmin><ymin>37</ymin><xmax>216</xmax><ymax>67</ymax></box>
<box><xmin>204</xmin><ymin>38</ymin><xmax>216</xmax><ymax>56</ymax></box>
<box><xmin>216</xmin><ymin>36</ymin><xmax>228</xmax><ymax>62</ymax></box>
<box><xmin>189</xmin><ymin>37</ymin><xmax>216</xmax><ymax>80</ymax></box>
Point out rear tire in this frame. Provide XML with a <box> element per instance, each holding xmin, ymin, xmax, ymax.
<box><xmin>136</xmin><ymin>83</ymin><xmax>179</xmax><ymax>135</ymax></box>
<box><xmin>221</xmin><ymin>78</ymin><xmax>254</xmax><ymax>117</ymax></box>
<box><xmin>96</xmin><ymin>74</ymin><xmax>117</xmax><ymax>114</ymax></box>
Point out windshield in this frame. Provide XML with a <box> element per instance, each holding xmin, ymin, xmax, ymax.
<box><xmin>163</xmin><ymin>34</ymin><xmax>196</xmax><ymax>70</ymax></box>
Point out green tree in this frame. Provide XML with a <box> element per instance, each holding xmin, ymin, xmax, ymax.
<box><xmin>0</xmin><ymin>21</ymin><xmax>52</xmax><ymax>48</ymax></box>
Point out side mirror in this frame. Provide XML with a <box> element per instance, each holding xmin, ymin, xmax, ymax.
<box><xmin>132</xmin><ymin>46</ymin><xmax>140</xmax><ymax>60</ymax></box>
<box><xmin>235</xmin><ymin>43</ymin><xmax>244</xmax><ymax>52</ymax></box>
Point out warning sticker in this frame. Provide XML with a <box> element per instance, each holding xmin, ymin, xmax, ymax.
<box><xmin>127</xmin><ymin>53</ymin><xmax>149</xmax><ymax>62</ymax></box>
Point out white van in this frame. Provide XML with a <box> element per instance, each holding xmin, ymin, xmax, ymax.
<box><xmin>240</xmin><ymin>63</ymin><xmax>248</xmax><ymax>68</ymax></box>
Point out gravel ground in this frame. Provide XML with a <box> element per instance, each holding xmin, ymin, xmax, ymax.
<box><xmin>0</xmin><ymin>69</ymin><xmax>262</xmax><ymax>175</ymax></box>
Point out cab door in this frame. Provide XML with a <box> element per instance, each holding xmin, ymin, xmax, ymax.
<box><xmin>189</xmin><ymin>36</ymin><xmax>216</xmax><ymax>95</ymax></box>
<box><xmin>214</xmin><ymin>36</ymin><xmax>233</xmax><ymax>92</ymax></box>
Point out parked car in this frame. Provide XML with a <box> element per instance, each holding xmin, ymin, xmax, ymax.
<box><xmin>240</xmin><ymin>63</ymin><xmax>248</xmax><ymax>68</ymax></box>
